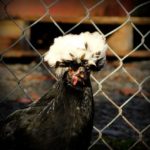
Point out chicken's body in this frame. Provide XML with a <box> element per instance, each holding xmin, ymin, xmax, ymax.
<box><xmin>0</xmin><ymin>32</ymin><xmax>107</xmax><ymax>150</ymax></box>
<box><xmin>0</xmin><ymin>73</ymin><xmax>94</xmax><ymax>150</ymax></box>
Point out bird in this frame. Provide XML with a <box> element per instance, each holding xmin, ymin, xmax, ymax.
<box><xmin>0</xmin><ymin>31</ymin><xmax>107</xmax><ymax>150</ymax></box>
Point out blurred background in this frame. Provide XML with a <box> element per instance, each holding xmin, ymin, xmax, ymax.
<box><xmin>0</xmin><ymin>0</ymin><xmax>150</xmax><ymax>149</ymax></box>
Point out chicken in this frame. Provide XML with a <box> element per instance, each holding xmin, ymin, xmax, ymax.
<box><xmin>0</xmin><ymin>32</ymin><xmax>107</xmax><ymax>150</ymax></box>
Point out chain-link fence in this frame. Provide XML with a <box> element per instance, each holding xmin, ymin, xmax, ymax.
<box><xmin>0</xmin><ymin>0</ymin><xmax>150</xmax><ymax>149</ymax></box>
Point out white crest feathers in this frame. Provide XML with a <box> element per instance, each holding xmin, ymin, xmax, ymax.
<box><xmin>44</xmin><ymin>32</ymin><xmax>107</xmax><ymax>67</ymax></box>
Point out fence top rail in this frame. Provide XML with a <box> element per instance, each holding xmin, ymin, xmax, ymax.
<box><xmin>1</xmin><ymin>16</ymin><xmax>150</xmax><ymax>25</ymax></box>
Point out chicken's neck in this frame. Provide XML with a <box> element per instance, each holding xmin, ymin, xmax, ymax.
<box><xmin>51</xmin><ymin>77</ymin><xmax>94</xmax><ymax>135</ymax></box>
<box><xmin>54</xmin><ymin>76</ymin><xmax>94</xmax><ymax>120</ymax></box>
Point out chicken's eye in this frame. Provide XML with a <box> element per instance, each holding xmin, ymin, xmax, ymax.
<box><xmin>81</xmin><ymin>61</ymin><xmax>90</xmax><ymax>70</ymax></box>
<box><xmin>86</xmin><ymin>66</ymin><xmax>90</xmax><ymax>70</ymax></box>
<box><xmin>68</xmin><ymin>68</ymin><xmax>74</xmax><ymax>73</ymax></box>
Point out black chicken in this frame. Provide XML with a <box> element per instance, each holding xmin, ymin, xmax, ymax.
<box><xmin>0</xmin><ymin>32</ymin><xmax>107</xmax><ymax>150</ymax></box>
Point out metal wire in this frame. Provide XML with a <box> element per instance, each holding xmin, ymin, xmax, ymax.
<box><xmin>0</xmin><ymin>0</ymin><xmax>150</xmax><ymax>149</ymax></box>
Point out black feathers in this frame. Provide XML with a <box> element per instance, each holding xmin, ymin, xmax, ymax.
<box><xmin>0</xmin><ymin>71</ymin><xmax>94</xmax><ymax>150</ymax></box>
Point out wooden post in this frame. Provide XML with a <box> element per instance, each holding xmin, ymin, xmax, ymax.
<box><xmin>107</xmin><ymin>23</ymin><xmax>133</xmax><ymax>53</ymax></box>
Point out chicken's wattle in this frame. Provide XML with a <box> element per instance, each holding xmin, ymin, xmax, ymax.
<box><xmin>72</xmin><ymin>75</ymin><xmax>78</xmax><ymax>86</ymax></box>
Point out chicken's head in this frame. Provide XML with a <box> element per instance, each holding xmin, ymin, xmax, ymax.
<box><xmin>44</xmin><ymin>32</ymin><xmax>107</xmax><ymax>87</ymax></box>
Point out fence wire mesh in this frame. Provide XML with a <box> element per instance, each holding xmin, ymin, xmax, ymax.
<box><xmin>0</xmin><ymin>0</ymin><xmax>150</xmax><ymax>149</ymax></box>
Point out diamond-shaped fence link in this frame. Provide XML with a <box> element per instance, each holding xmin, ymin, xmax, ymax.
<box><xmin>0</xmin><ymin>0</ymin><xmax>150</xmax><ymax>149</ymax></box>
